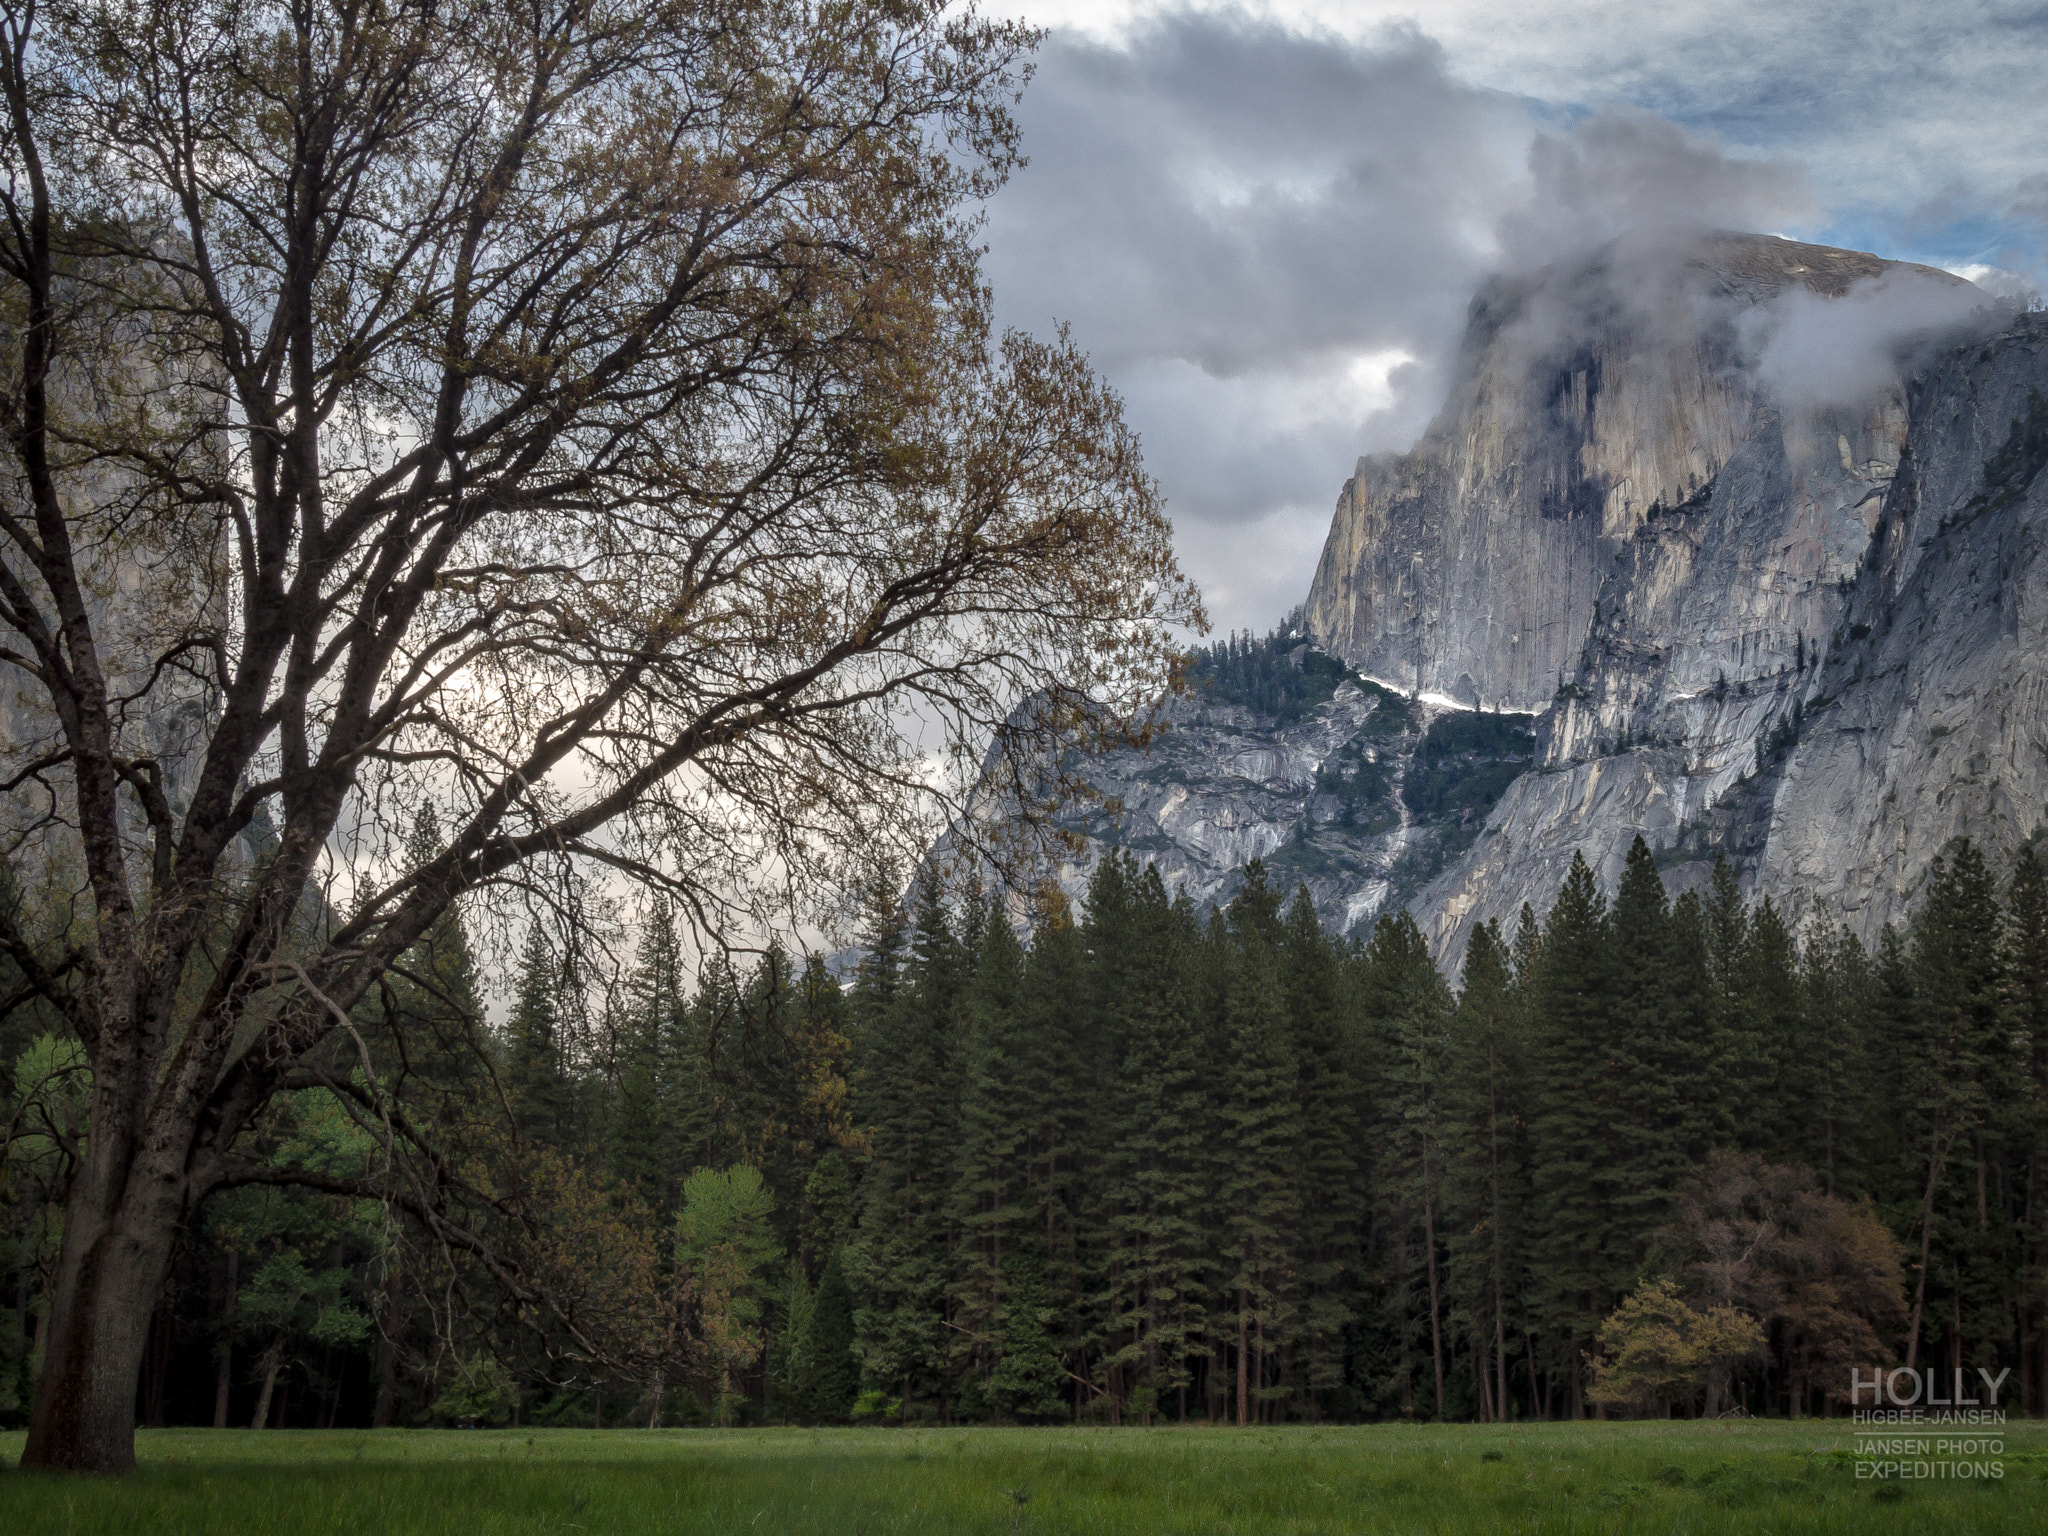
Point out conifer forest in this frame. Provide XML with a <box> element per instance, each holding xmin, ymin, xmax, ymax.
<box><xmin>7</xmin><ymin>831</ymin><xmax>2040</xmax><ymax>1432</ymax></box>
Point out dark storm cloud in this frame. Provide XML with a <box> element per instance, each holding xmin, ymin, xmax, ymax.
<box><xmin>980</xmin><ymin>13</ymin><xmax>1821</xmax><ymax>632</ymax></box>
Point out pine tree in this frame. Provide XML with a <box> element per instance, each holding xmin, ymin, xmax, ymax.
<box><xmin>1700</xmin><ymin>855</ymin><xmax>1750</xmax><ymax>1145</ymax></box>
<box><xmin>1278</xmin><ymin>884</ymin><xmax>1360</xmax><ymax>1413</ymax></box>
<box><xmin>1217</xmin><ymin>875</ymin><xmax>1303</xmax><ymax>1426</ymax></box>
<box><xmin>801</xmin><ymin>1150</ymin><xmax>856</xmax><ymax>1277</ymax></box>
<box><xmin>987</xmin><ymin>1244</ymin><xmax>1068</xmax><ymax>1423</ymax></box>
<box><xmin>1899</xmin><ymin>843</ymin><xmax>2008</xmax><ymax>1372</ymax></box>
<box><xmin>1662</xmin><ymin>890</ymin><xmax>1723</xmax><ymax>1163</ymax></box>
<box><xmin>791</xmin><ymin>1251</ymin><xmax>860</xmax><ymax>1423</ymax></box>
<box><xmin>947</xmin><ymin>902</ymin><xmax>1030</xmax><ymax>1408</ymax></box>
<box><xmin>850</xmin><ymin>879</ymin><xmax>963</xmax><ymax>1420</ymax></box>
<box><xmin>1524</xmin><ymin>850</ymin><xmax>1612</xmax><ymax>1417</ymax></box>
<box><xmin>1735</xmin><ymin>896</ymin><xmax>1803</xmax><ymax>1158</ymax></box>
<box><xmin>380</xmin><ymin>808</ymin><xmax>487</xmax><ymax>1120</ymax></box>
<box><xmin>1077</xmin><ymin>853</ymin><xmax>1139</xmax><ymax>1416</ymax></box>
<box><xmin>607</xmin><ymin>905</ymin><xmax>688</xmax><ymax>1208</ymax></box>
<box><xmin>1442</xmin><ymin>919</ymin><xmax>1529</xmax><ymax>1422</ymax></box>
<box><xmin>1011</xmin><ymin>889</ymin><xmax>1094</xmax><ymax>1417</ymax></box>
<box><xmin>1362</xmin><ymin>906</ymin><xmax>1456</xmax><ymax>1418</ymax></box>
<box><xmin>1794</xmin><ymin>918</ymin><xmax>1874</xmax><ymax>1196</ymax></box>
<box><xmin>1606</xmin><ymin>837</ymin><xmax>1688</xmax><ymax>1253</ymax></box>
<box><xmin>2005</xmin><ymin>847</ymin><xmax>2048</xmax><ymax>1412</ymax></box>
<box><xmin>1095</xmin><ymin>865</ymin><xmax>1214</xmax><ymax>1422</ymax></box>
<box><xmin>505</xmin><ymin>929</ymin><xmax>571</xmax><ymax>1148</ymax></box>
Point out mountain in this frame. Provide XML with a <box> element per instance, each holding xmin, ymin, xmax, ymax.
<box><xmin>975</xmin><ymin>232</ymin><xmax>2047</xmax><ymax>960</ymax></box>
<box><xmin>959</xmin><ymin>619</ymin><xmax>1538</xmax><ymax>936</ymax></box>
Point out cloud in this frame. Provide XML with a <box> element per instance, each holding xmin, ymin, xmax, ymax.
<box><xmin>982</xmin><ymin>12</ymin><xmax>1826</xmax><ymax>633</ymax></box>
<box><xmin>1950</xmin><ymin>263</ymin><xmax>2041</xmax><ymax>306</ymax></box>
<box><xmin>1748</xmin><ymin>268</ymin><xmax>1999</xmax><ymax>413</ymax></box>
<box><xmin>1501</xmin><ymin>108</ymin><xmax>1813</xmax><ymax>269</ymax></box>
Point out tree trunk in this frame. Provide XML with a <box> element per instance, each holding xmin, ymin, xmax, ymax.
<box><xmin>1235</xmin><ymin>1290</ymin><xmax>1248</xmax><ymax>1428</ymax></box>
<box><xmin>141</xmin><ymin>1299</ymin><xmax>172</xmax><ymax>1428</ymax></box>
<box><xmin>251</xmin><ymin>1342</ymin><xmax>283</xmax><ymax>1431</ymax></box>
<box><xmin>371</xmin><ymin>1248</ymin><xmax>403</xmax><ymax>1429</ymax></box>
<box><xmin>1255</xmin><ymin>1310</ymin><xmax>1266</xmax><ymax>1426</ymax></box>
<box><xmin>213</xmin><ymin>1249</ymin><xmax>238</xmax><ymax>1430</ymax></box>
<box><xmin>1524</xmin><ymin>1329</ymin><xmax>1541</xmax><ymax>1420</ymax></box>
<box><xmin>1422</xmin><ymin>1147</ymin><xmax>1446</xmax><ymax>1420</ymax></box>
<box><xmin>19</xmin><ymin>1143</ymin><xmax>186</xmax><ymax>1473</ymax></box>
<box><xmin>1495</xmin><ymin>1299</ymin><xmax>1510</xmax><ymax>1424</ymax></box>
<box><xmin>1905</xmin><ymin>1129</ymin><xmax>1951</xmax><ymax>1371</ymax></box>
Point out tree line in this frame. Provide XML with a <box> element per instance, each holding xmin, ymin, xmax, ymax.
<box><xmin>2</xmin><ymin>835</ymin><xmax>2042</xmax><ymax>1427</ymax></box>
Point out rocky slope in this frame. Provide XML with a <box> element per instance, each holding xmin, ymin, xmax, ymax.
<box><xmin>977</xmin><ymin>623</ymin><xmax>1540</xmax><ymax>935</ymax></box>
<box><xmin>973</xmin><ymin>234</ymin><xmax>2046</xmax><ymax>964</ymax></box>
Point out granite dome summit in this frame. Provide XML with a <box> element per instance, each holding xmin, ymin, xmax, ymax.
<box><xmin>974</xmin><ymin>233</ymin><xmax>2048</xmax><ymax>960</ymax></box>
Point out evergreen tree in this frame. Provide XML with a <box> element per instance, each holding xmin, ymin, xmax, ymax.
<box><xmin>1735</xmin><ymin>897</ymin><xmax>1803</xmax><ymax>1158</ymax></box>
<box><xmin>1524</xmin><ymin>850</ymin><xmax>1612</xmax><ymax>1417</ymax></box>
<box><xmin>1662</xmin><ymin>890</ymin><xmax>1723</xmax><ymax>1163</ymax></box>
<box><xmin>791</xmin><ymin>1251</ymin><xmax>860</xmax><ymax>1423</ymax></box>
<box><xmin>2004</xmin><ymin>847</ymin><xmax>2048</xmax><ymax>1412</ymax></box>
<box><xmin>1357</xmin><ymin>906</ymin><xmax>1454</xmax><ymax>1418</ymax></box>
<box><xmin>1794</xmin><ymin>918</ymin><xmax>1874</xmax><ymax>1196</ymax></box>
<box><xmin>801</xmin><ymin>1150</ymin><xmax>856</xmax><ymax>1275</ymax></box>
<box><xmin>948</xmin><ymin>901</ymin><xmax>1030</xmax><ymax>1408</ymax></box>
<box><xmin>381</xmin><ymin>808</ymin><xmax>487</xmax><ymax>1119</ymax></box>
<box><xmin>506</xmin><ymin>929</ymin><xmax>571</xmax><ymax>1148</ymax></box>
<box><xmin>1606</xmin><ymin>837</ymin><xmax>1689</xmax><ymax>1249</ymax></box>
<box><xmin>1095</xmin><ymin>866</ymin><xmax>1214</xmax><ymax>1422</ymax></box>
<box><xmin>607</xmin><ymin>905</ymin><xmax>688</xmax><ymax>1208</ymax></box>
<box><xmin>1011</xmin><ymin>889</ymin><xmax>1093</xmax><ymax>1416</ymax></box>
<box><xmin>1279</xmin><ymin>884</ymin><xmax>1360</xmax><ymax>1412</ymax></box>
<box><xmin>987</xmin><ymin>1244</ymin><xmax>1068</xmax><ymax>1423</ymax></box>
<box><xmin>1701</xmin><ymin>855</ymin><xmax>1750</xmax><ymax>1145</ymax></box>
<box><xmin>1077</xmin><ymin>854</ymin><xmax>1139</xmax><ymax>1415</ymax></box>
<box><xmin>850</xmin><ymin>879</ymin><xmax>963</xmax><ymax>1420</ymax></box>
<box><xmin>1443</xmin><ymin>919</ymin><xmax>1529</xmax><ymax>1422</ymax></box>
<box><xmin>1899</xmin><ymin>843</ymin><xmax>2008</xmax><ymax>1372</ymax></box>
<box><xmin>1217</xmin><ymin>874</ymin><xmax>1302</xmax><ymax>1426</ymax></box>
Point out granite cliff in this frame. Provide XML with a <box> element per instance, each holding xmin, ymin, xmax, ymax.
<box><xmin>960</xmin><ymin>620</ymin><xmax>1540</xmax><ymax>936</ymax></box>
<box><xmin>970</xmin><ymin>234</ymin><xmax>2048</xmax><ymax>962</ymax></box>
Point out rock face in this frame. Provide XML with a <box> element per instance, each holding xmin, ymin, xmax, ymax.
<box><xmin>1304</xmin><ymin>234</ymin><xmax>1960</xmax><ymax>711</ymax></box>
<box><xmin>957</xmin><ymin>623</ymin><xmax>1539</xmax><ymax>939</ymax></box>
<box><xmin>969</xmin><ymin>233</ymin><xmax>2047</xmax><ymax>966</ymax></box>
<box><xmin>1306</xmin><ymin>232</ymin><xmax>2046</xmax><ymax>959</ymax></box>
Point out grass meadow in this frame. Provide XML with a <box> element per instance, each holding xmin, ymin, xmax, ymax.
<box><xmin>1</xmin><ymin>1419</ymin><xmax>2044</xmax><ymax>1534</ymax></box>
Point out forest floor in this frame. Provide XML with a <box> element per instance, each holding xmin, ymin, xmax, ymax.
<box><xmin>1</xmin><ymin>1418</ymin><xmax>2045</xmax><ymax>1533</ymax></box>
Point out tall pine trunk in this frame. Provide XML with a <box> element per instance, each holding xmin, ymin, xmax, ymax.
<box><xmin>1235</xmin><ymin>1290</ymin><xmax>1248</xmax><ymax>1428</ymax></box>
<box><xmin>1494</xmin><ymin>1288</ymin><xmax>1510</xmax><ymax>1423</ymax></box>
<box><xmin>1422</xmin><ymin>1140</ymin><xmax>1446</xmax><ymax>1419</ymax></box>
<box><xmin>213</xmin><ymin>1249</ymin><xmax>238</xmax><ymax>1429</ymax></box>
<box><xmin>1905</xmin><ymin>1127</ymin><xmax>1953</xmax><ymax>1370</ymax></box>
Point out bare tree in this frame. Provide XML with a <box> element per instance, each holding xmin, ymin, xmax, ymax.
<box><xmin>0</xmin><ymin>0</ymin><xmax>1197</xmax><ymax>1471</ymax></box>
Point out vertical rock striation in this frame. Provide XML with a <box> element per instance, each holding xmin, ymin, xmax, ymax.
<box><xmin>1309</xmin><ymin>232</ymin><xmax>2042</xmax><ymax>960</ymax></box>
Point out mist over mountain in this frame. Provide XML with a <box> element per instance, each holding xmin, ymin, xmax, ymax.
<box><xmin>973</xmin><ymin>230</ymin><xmax>2044</xmax><ymax>959</ymax></box>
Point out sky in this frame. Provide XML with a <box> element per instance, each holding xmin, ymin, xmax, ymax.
<box><xmin>978</xmin><ymin>1</ymin><xmax>2048</xmax><ymax>635</ymax></box>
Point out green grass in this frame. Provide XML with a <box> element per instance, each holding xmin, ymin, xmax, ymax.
<box><xmin>1</xmin><ymin>1419</ymin><xmax>2044</xmax><ymax>1534</ymax></box>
